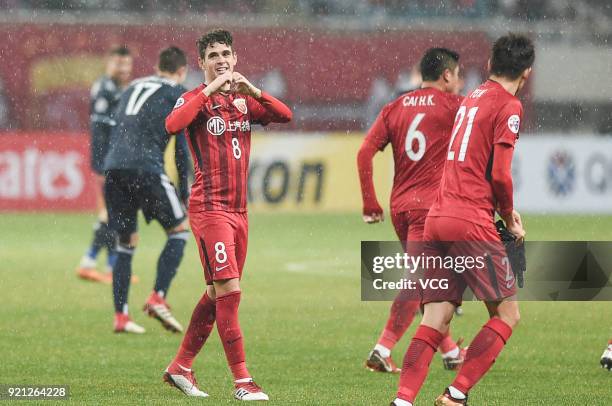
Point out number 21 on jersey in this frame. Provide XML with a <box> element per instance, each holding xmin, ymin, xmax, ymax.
<box><xmin>448</xmin><ymin>106</ymin><xmax>479</xmax><ymax>161</ymax></box>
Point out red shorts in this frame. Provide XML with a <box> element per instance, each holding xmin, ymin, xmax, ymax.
<box><xmin>391</xmin><ymin>209</ymin><xmax>429</xmax><ymax>249</ymax></box>
<box><xmin>421</xmin><ymin>215</ymin><xmax>517</xmax><ymax>305</ymax></box>
<box><xmin>189</xmin><ymin>210</ymin><xmax>248</xmax><ymax>285</ymax></box>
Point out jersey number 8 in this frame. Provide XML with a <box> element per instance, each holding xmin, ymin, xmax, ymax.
<box><xmin>232</xmin><ymin>138</ymin><xmax>242</xmax><ymax>159</ymax></box>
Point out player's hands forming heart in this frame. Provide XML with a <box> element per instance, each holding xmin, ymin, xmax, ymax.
<box><xmin>231</xmin><ymin>72</ymin><xmax>262</xmax><ymax>98</ymax></box>
<box><xmin>203</xmin><ymin>71</ymin><xmax>233</xmax><ymax>96</ymax></box>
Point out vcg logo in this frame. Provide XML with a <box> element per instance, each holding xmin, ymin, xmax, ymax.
<box><xmin>207</xmin><ymin>116</ymin><xmax>226</xmax><ymax>136</ymax></box>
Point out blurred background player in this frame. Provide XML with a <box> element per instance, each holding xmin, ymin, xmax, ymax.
<box><xmin>76</xmin><ymin>45</ymin><xmax>133</xmax><ymax>283</ymax></box>
<box><xmin>358</xmin><ymin>48</ymin><xmax>466</xmax><ymax>374</ymax></box>
<box><xmin>163</xmin><ymin>29</ymin><xmax>292</xmax><ymax>401</ymax></box>
<box><xmin>391</xmin><ymin>33</ymin><xmax>534</xmax><ymax>406</ymax></box>
<box><xmin>601</xmin><ymin>338</ymin><xmax>612</xmax><ymax>370</ymax></box>
<box><xmin>104</xmin><ymin>46</ymin><xmax>191</xmax><ymax>334</ymax></box>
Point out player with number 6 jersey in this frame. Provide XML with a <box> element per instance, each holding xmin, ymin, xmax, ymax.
<box><xmin>358</xmin><ymin>48</ymin><xmax>466</xmax><ymax>375</ymax></box>
<box><xmin>163</xmin><ymin>29</ymin><xmax>292</xmax><ymax>401</ymax></box>
<box><xmin>391</xmin><ymin>34</ymin><xmax>535</xmax><ymax>406</ymax></box>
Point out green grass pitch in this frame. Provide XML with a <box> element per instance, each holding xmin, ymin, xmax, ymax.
<box><xmin>1</xmin><ymin>213</ymin><xmax>611</xmax><ymax>405</ymax></box>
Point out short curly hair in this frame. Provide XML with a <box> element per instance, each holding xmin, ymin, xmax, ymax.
<box><xmin>197</xmin><ymin>29</ymin><xmax>233</xmax><ymax>58</ymax></box>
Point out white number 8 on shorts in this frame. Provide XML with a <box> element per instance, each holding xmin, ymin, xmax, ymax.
<box><xmin>215</xmin><ymin>242</ymin><xmax>228</xmax><ymax>264</ymax></box>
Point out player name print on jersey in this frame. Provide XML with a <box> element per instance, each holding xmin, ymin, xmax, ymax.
<box><xmin>470</xmin><ymin>88</ymin><xmax>487</xmax><ymax>98</ymax></box>
<box><xmin>402</xmin><ymin>94</ymin><xmax>435</xmax><ymax>107</ymax></box>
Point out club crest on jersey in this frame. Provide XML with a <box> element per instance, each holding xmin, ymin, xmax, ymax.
<box><xmin>507</xmin><ymin>115</ymin><xmax>521</xmax><ymax>134</ymax></box>
<box><xmin>207</xmin><ymin>116</ymin><xmax>226</xmax><ymax>136</ymax></box>
<box><xmin>232</xmin><ymin>98</ymin><xmax>248</xmax><ymax>114</ymax></box>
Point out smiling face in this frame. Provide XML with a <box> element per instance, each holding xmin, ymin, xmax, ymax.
<box><xmin>198</xmin><ymin>42</ymin><xmax>237</xmax><ymax>89</ymax></box>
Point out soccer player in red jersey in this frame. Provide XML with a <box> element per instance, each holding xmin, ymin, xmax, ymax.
<box><xmin>162</xmin><ymin>29</ymin><xmax>291</xmax><ymax>401</ymax></box>
<box><xmin>391</xmin><ymin>33</ymin><xmax>534</xmax><ymax>406</ymax></box>
<box><xmin>358</xmin><ymin>48</ymin><xmax>466</xmax><ymax>374</ymax></box>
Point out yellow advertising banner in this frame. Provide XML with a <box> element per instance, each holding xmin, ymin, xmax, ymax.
<box><xmin>247</xmin><ymin>132</ymin><xmax>393</xmax><ymax>212</ymax></box>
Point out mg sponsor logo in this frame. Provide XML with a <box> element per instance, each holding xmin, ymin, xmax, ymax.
<box><xmin>207</xmin><ymin>116</ymin><xmax>226</xmax><ymax>136</ymax></box>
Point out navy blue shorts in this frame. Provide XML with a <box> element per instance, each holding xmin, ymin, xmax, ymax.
<box><xmin>104</xmin><ymin>169</ymin><xmax>186</xmax><ymax>236</ymax></box>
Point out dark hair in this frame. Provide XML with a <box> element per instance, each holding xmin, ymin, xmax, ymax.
<box><xmin>109</xmin><ymin>45</ymin><xmax>131</xmax><ymax>57</ymax></box>
<box><xmin>158</xmin><ymin>46</ymin><xmax>187</xmax><ymax>73</ymax></box>
<box><xmin>490</xmin><ymin>33</ymin><xmax>535</xmax><ymax>80</ymax></box>
<box><xmin>197</xmin><ymin>29</ymin><xmax>233</xmax><ymax>58</ymax></box>
<box><xmin>420</xmin><ymin>48</ymin><xmax>460</xmax><ymax>82</ymax></box>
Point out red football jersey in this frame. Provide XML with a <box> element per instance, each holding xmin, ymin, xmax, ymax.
<box><xmin>171</xmin><ymin>84</ymin><xmax>277</xmax><ymax>212</ymax></box>
<box><xmin>428</xmin><ymin>80</ymin><xmax>523</xmax><ymax>226</ymax></box>
<box><xmin>365</xmin><ymin>87</ymin><xmax>463</xmax><ymax>213</ymax></box>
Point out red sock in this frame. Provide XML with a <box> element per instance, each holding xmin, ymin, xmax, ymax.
<box><xmin>397</xmin><ymin>325</ymin><xmax>444</xmax><ymax>402</ymax></box>
<box><xmin>173</xmin><ymin>292</ymin><xmax>216</xmax><ymax>369</ymax></box>
<box><xmin>216</xmin><ymin>291</ymin><xmax>250</xmax><ymax>381</ymax></box>
<box><xmin>608</xmin><ymin>338</ymin><xmax>612</xmax><ymax>345</ymax></box>
<box><xmin>377</xmin><ymin>292</ymin><xmax>419</xmax><ymax>350</ymax></box>
<box><xmin>439</xmin><ymin>331</ymin><xmax>457</xmax><ymax>354</ymax></box>
<box><xmin>452</xmin><ymin>318</ymin><xmax>513</xmax><ymax>394</ymax></box>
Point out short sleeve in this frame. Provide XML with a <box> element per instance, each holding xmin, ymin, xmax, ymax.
<box><xmin>494</xmin><ymin>98</ymin><xmax>523</xmax><ymax>146</ymax></box>
<box><xmin>365</xmin><ymin>105</ymin><xmax>391</xmax><ymax>151</ymax></box>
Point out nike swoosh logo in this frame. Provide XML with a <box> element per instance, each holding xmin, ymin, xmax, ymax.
<box><xmin>212</xmin><ymin>104</ymin><xmax>222</xmax><ymax>109</ymax></box>
<box><xmin>215</xmin><ymin>264</ymin><xmax>230</xmax><ymax>272</ymax></box>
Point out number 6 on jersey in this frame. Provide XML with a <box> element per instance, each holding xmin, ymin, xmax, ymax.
<box><xmin>405</xmin><ymin>113</ymin><xmax>426</xmax><ymax>161</ymax></box>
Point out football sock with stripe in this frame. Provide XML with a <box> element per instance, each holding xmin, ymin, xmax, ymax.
<box><xmin>377</xmin><ymin>290</ymin><xmax>419</xmax><ymax>351</ymax></box>
<box><xmin>216</xmin><ymin>291</ymin><xmax>250</xmax><ymax>380</ymax></box>
<box><xmin>451</xmin><ymin>318</ymin><xmax>512</xmax><ymax>395</ymax></box>
<box><xmin>397</xmin><ymin>325</ymin><xmax>443</xmax><ymax>403</ymax></box>
<box><xmin>173</xmin><ymin>292</ymin><xmax>216</xmax><ymax>369</ymax></box>
<box><xmin>112</xmin><ymin>244</ymin><xmax>135</xmax><ymax>314</ymax></box>
<box><xmin>154</xmin><ymin>231</ymin><xmax>188</xmax><ymax>296</ymax></box>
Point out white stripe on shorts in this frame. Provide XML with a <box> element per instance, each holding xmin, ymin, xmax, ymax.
<box><xmin>160</xmin><ymin>174</ymin><xmax>184</xmax><ymax>220</ymax></box>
